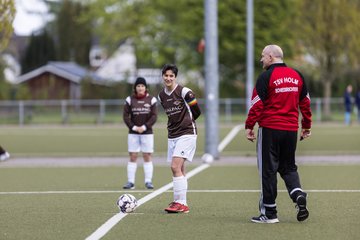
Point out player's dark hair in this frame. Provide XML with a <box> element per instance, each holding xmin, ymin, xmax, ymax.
<box><xmin>161</xmin><ymin>64</ymin><xmax>178</xmax><ymax>77</ymax></box>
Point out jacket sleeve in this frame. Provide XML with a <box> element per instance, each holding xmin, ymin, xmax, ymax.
<box><xmin>184</xmin><ymin>91</ymin><xmax>201</xmax><ymax>120</ymax></box>
<box><xmin>144</xmin><ymin>97</ymin><xmax>158</xmax><ymax>129</ymax></box>
<box><xmin>123</xmin><ymin>97</ymin><xmax>134</xmax><ymax>130</ymax></box>
<box><xmin>245</xmin><ymin>72</ymin><xmax>269</xmax><ymax>130</ymax></box>
<box><xmin>245</xmin><ymin>88</ymin><xmax>264</xmax><ymax>130</ymax></box>
<box><xmin>298</xmin><ymin>75</ymin><xmax>312</xmax><ymax>129</ymax></box>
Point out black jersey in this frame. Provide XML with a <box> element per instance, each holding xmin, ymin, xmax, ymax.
<box><xmin>123</xmin><ymin>93</ymin><xmax>157</xmax><ymax>134</ymax></box>
<box><xmin>158</xmin><ymin>84</ymin><xmax>201</xmax><ymax>139</ymax></box>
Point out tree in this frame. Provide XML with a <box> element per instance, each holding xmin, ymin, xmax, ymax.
<box><xmin>0</xmin><ymin>0</ymin><xmax>15</xmax><ymax>53</ymax></box>
<box><xmin>85</xmin><ymin>0</ymin><xmax>298</xmax><ymax>97</ymax></box>
<box><xmin>56</xmin><ymin>0</ymin><xmax>92</xmax><ymax>65</ymax></box>
<box><xmin>295</xmin><ymin>0</ymin><xmax>360</xmax><ymax>119</ymax></box>
<box><xmin>218</xmin><ymin>0</ymin><xmax>298</xmax><ymax>97</ymax></box>
<box><xmin>84</xmin><ymin>0</ymin><xmax>204</xmax><ymax>68</ymax></box>
<box><xmin>0</xmin><ymin>0</ymin><xmax>16</xmax><ymax>100</ymax></box>
<box><xmin>20</xmin><ymin>0</ymin><xmax>93</xmax><ymax>73</ymax></box>
<box><xmin>21</xmin><ymin>30</ymin><xmax>57</xmax><ymax>74</ymax></box>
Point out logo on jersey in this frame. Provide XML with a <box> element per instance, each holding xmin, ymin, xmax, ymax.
<box><xmin>174</xmin><ymin>100</ymin><xmax>182</xmax><ymax>106</ymax></box>
<box><xmin>164</xmin><ymin>106</ymin><xmax>183</xmax><ymax>114</ymax></box>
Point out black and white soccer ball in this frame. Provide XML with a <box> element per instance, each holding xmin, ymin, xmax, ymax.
<box><xmin>116</xmin><ymin>193</ymin><xmax>138</xmax><ymax>213</ymax></box>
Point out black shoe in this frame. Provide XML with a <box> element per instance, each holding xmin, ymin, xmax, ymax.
<box><xmin>251</xmin><ymin>214</ymin><xmax>279</xmax><ymax>223</ymax></box>
<box><xmin>145</xmin><ymin>182</ymin><xmax>154</xmax><ymax>189</ymax></box>
<box><xmin>296</xmin><ymin>195</ymin><xmax>309</xmax><ymax>221</ymax></box>
<box><xmin>123</xmin><ymin>182</ymin><xmax>135</xmax><ymax>190</ymax></box>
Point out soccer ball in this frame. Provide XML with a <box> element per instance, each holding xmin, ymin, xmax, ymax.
<box><xmin>201</xmin><ymin>153</ymin><xmax>214</xmax><ymax>163</ymax></box>
<box><xmin>116</xmin><ymin>193</ymin><xmax>138</xmax><ymax>213</ymax></box>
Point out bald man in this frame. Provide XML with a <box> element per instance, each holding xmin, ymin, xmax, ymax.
<box><xmin>245</xmin><ymin>44</ymin><xmax>312</xmax><ymax>223</ymax></box>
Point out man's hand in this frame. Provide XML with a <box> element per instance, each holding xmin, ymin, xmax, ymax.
<box><xmin>246</xmin><ymin>129</ymin><xmax>256</xmax><ymax>142</ymax></box>
<box><xmin>300</xmin><ymin>129</ymin><xmax>311</xmax><ymax>141</ymax></box>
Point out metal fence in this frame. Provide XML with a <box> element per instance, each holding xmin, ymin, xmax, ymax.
<box><xmin>0</xmin><ymin>98</ymin><xmax>349</xmax><ymax>125</ymax></box>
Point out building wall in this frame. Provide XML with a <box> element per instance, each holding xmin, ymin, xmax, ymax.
<box><xmin>25</xmin><ymin>73</ymin><xmax>74</xmax><ymax>99</ymax></box>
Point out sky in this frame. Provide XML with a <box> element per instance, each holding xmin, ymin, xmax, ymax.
<box><xmin>13</xmin><ymin>0</ymin><xmax>50</xmax><ymax>36</ymax></box>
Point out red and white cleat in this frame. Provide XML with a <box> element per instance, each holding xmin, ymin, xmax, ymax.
<box><xmin>164</xmin><ymin>202</ymin><xmax>190</xmax><ymax>213</ymax></box>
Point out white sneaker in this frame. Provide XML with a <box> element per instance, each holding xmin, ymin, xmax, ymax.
<box><xmin>251</xmin><ymin>214</ymin><xmax>279</xmax><ymax>223</ymax></box>
<box><xmin>0</xmin><ymin>152</ymin><xmax>10</xmax><ymax>161</ymax></box>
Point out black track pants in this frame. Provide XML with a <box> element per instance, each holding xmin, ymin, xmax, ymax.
<box><xmin>256</xmin><ymin>127</ymin><xmax>304</xmax><ymax>217</ymax></box>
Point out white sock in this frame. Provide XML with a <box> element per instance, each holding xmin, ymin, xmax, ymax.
<box><xmin>127</xmin><ymin>162</ymin><xmax>137</xmax><ymax>183</ymax></box>
<box><xmin>173</xmin><ymin>176</ymin><xmax>188</xmax><ymax>205</ymax></box>
<box><xmin>143</xmin><ymin>162</ymin><xmax>153</xmax><ymax>183</ymax></box>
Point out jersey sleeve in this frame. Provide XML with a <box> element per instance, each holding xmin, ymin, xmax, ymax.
<box><xmin>123</xmin><ymin>96</ymin><xmax>134</xmax><ymax>129</ymax></box>
<box><xmin>183</xmin><ymin>88</ymin><xmax>201</xmax><ymax>120</ymax></box>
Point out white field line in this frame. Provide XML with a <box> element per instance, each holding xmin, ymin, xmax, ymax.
<box><xmin>218</xmin><ymin>124</ymin><xmax>244</xmax><ymax>152</ymax></box>
<box><xmin>191</xmin><ymin>189</ymin><xmax>360</xmax><ymax>193</ymax></box>
<box><xmin>1</xmin><ymin>189</ymin><xmax>360</xmax><ymax>195</ymax></box>
<box><xmin>85</xmin><ymin>163</ymin><xmax>210</xmax><ymax>240</ymax></box>
<box><xmin>0</xmin><ymin>190</ymin><xmax>148</xmax><ymax>195</ymax></box>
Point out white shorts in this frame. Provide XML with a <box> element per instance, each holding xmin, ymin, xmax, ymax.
<box><xmin>128</xmin><ymin>134</ymin><xmax>154</xmax><ymax>153</ymax></box>
<box><xmin>167</xmin><ymin>135</ymin><xmax>197</xmax><ymax>162</ymax></box>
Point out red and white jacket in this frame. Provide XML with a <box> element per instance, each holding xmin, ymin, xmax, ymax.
<box><xmin>245</xmin><ymin>63</ymin><xmax>312</xmax><ymax>131</ymax></box>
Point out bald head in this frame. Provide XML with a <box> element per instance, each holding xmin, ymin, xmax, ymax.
<box><xmin>260</xmin><ymin>44</ymin><xmax>284</xmax><ymax>69</ymax></box>
<box><xmin>264</xmin><ymin>45</ymin><xmax>283</xmax><ymax>60</ymax></box>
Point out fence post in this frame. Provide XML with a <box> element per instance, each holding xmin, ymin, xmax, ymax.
<box><xmin>99</xmin><ymin>100</ymin><xmax>105</xmax><ymax>124</ymax></box>
<box><xmin>225</xmin><ymin>98</ymin><xmax>232</xmax><ymax>123</ymax></box>
<box><xmin>61</xmin><ymin>100</ymin><xmax>67</xmax><ymax>124</ymax></box>
<box><xmin>19</xmin><ymin>101</ymin><xmax>24</xmax><ymax>126</ymax></box>
<box><xmin>316</xmin><ymin>98</ymin><xmax>322</xmax><ymax>123</ymax></box>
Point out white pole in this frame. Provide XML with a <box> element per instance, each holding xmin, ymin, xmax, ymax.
<box><xmin>204</xmin><ymin>0</ymin><xmax>219</xmax><ymax>159</ymax></box>
<box><xmin>246</xmin><ymin>0</ymin><xmax>254</xmax><ymax>112</ymax></box>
